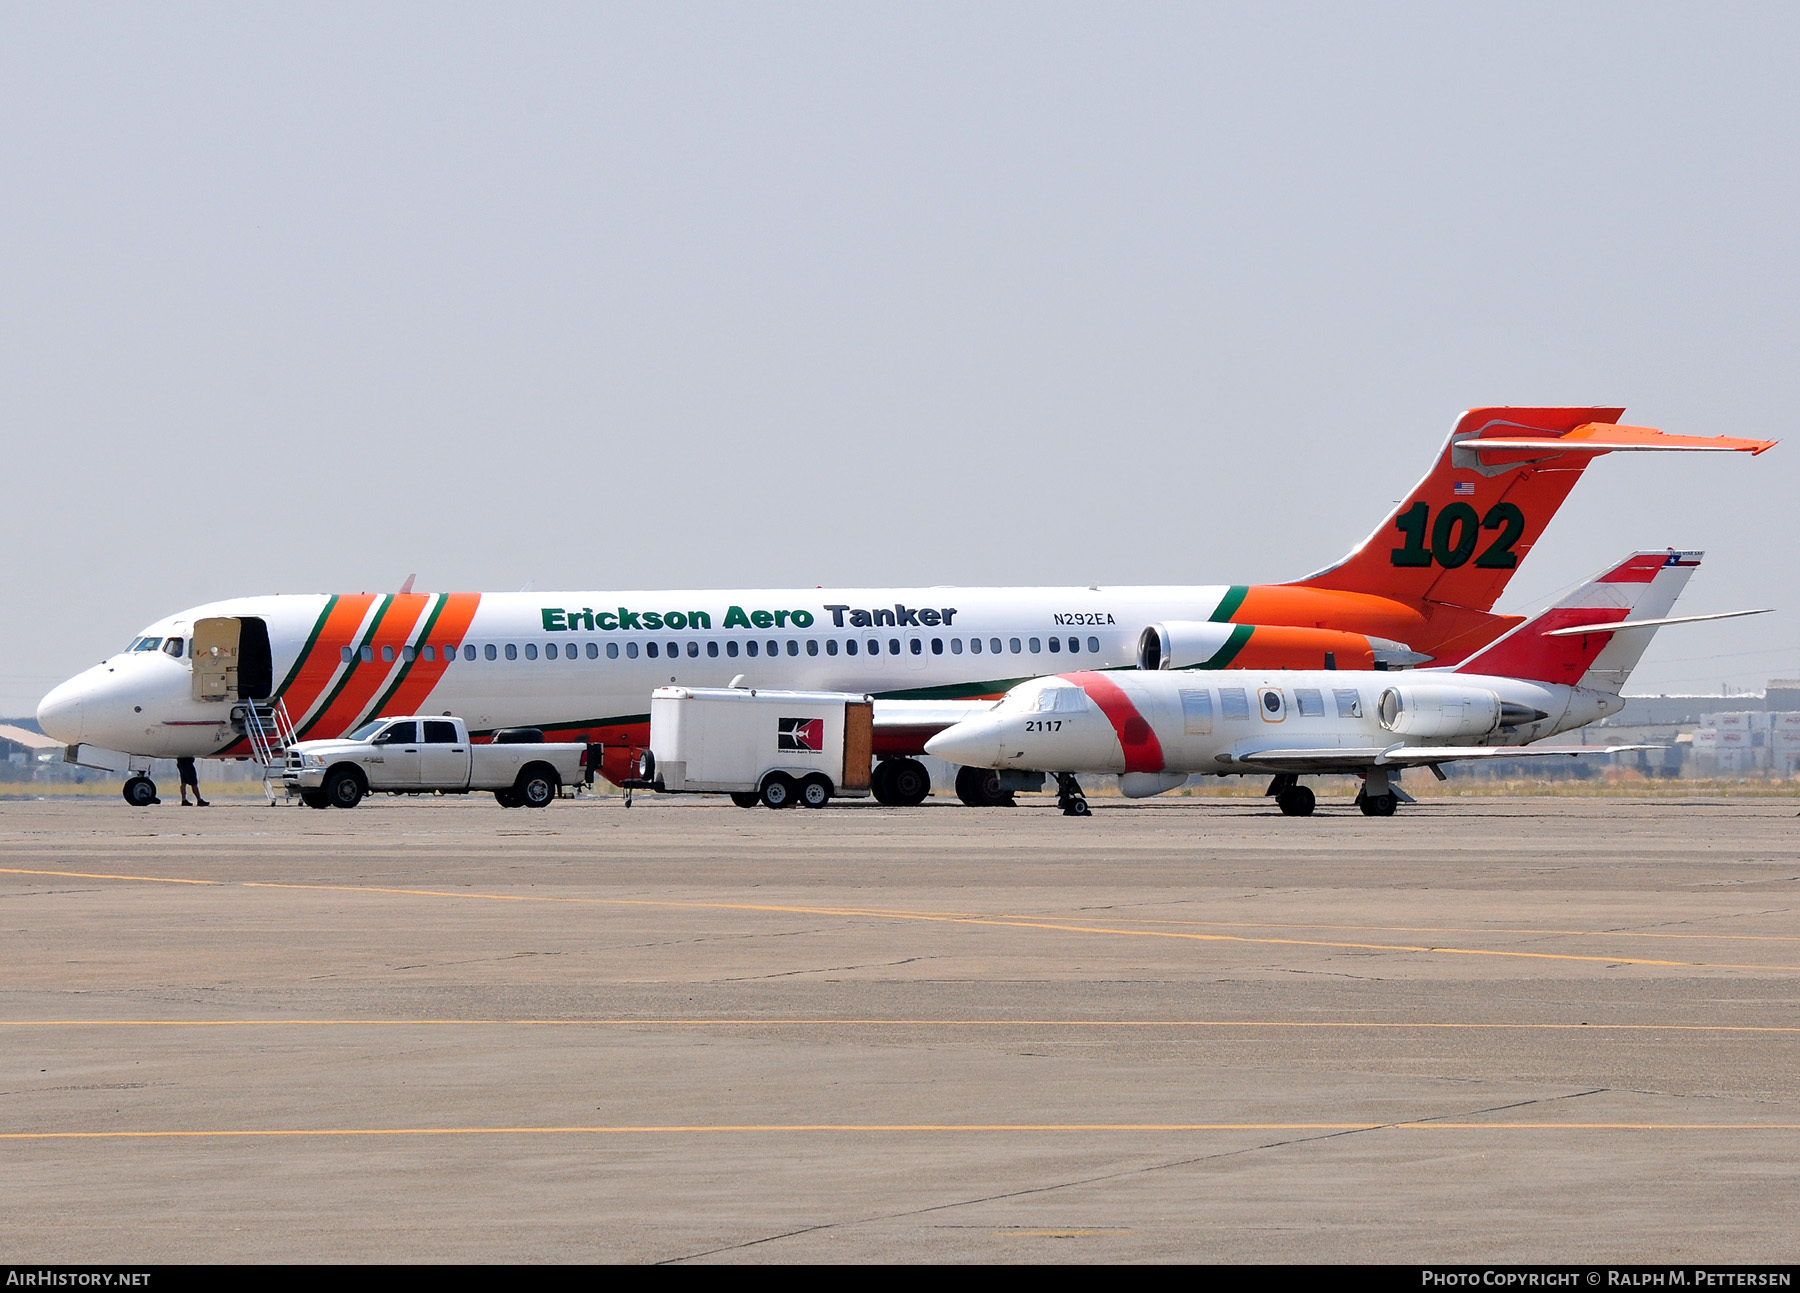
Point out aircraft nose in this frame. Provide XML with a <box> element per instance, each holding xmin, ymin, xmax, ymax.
<box><xmin>924</xmin><ymin>716</ymin><xmax>1004</xmax><ymax>768</ymax></box>
<box><xmin>37</xmin><ymin>678</ymin><xmax>86</xmax><ymax>744</ymax></box>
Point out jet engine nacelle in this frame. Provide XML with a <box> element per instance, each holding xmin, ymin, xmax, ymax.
<box><xmin>1137</xmin><ymin>622</ymin><xmax>1429</xmax><ymax>672</ymax></box>
<box><xmin>1376</xmin><ymin>684</ymin><xmax>1504</xmax><ymax>738</ymax></box>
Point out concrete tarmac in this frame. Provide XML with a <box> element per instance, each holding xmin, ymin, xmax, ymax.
<box><xmin>2</xmin><ymin>791</ymin><xmax>1797</xmax><ymax>1264</ymax></box>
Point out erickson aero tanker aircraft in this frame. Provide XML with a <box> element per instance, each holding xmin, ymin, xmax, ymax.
<box><xmin>37</xmin><ymin>407</ymin><xmax>1773</xmax><ymax>805</ymax></box>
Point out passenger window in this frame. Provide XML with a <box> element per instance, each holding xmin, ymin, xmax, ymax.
<box><xmin>746</xmin><ymin>641</ymin><xmax>759</xmax><ymax>657</ymax></box>
<box><xmin>707</xmin><ymin>641</ymin><xmax>719</xmax><ymax>658</ymax></box>
<box><xmin>1009</xmin><ymin>638</ymin><xmax>1021</xmax><ymax>654</ymax></box>
<box><xmin>826</xmin><ymin>640</ymin><xmax>838</xmax><ymax>656</ymax></box>
<box><xmin>930</xmin><ymin>638</ymin><xmax>942</xmax><ymax>655</ymax></box>
<box><xmin>1048</xmin><ymin>637</ymin><xmax>1061</xmax><ymax>653</ymax></box>
<box><xmin>1219</xmin><ymin>687</ymin><xmax>1250</xmax><ymax>720</ymax></box>
<box><xmin>1029</xmin><ymin>637</ymin><xmax>1041</xmax><ymax>652</ymax></box>
<box><xmin>524</xmin><ymin>644</ymin><xmax>538</xmax><ymax>660</ymax></box>
<box><xmin>968</xmin><ymin>638</ymin><xmax>981</xmax><ymax>654</ymax></box>
<box><xmin>845</xmin><ymin>639</ymin><xmax>857</xmax><ymax>656</ymax></box>
<box><xmin>670</xmin><ymin>641</ymin><xmax>680</xmax><ymax>657</ymax></box>
<box><xmin>992</xmin><ymin>638</ymin><xmax>1003</xmax><ymax>654</ymax></box>
<box><xmin>1180</xmin><ymin>689</ymin><xmax>1213</xmax><ymax>734</ymax></box>
<box><xmin>909</xmin><ymin>638</ymin><xmax>922</xmax><ymax>656</ymax></box>
<box><xmin>866</xmin><ymin>639</ymin><xmax>879</xmax><ymax>656</ymax></box>
<box><xmin>423</xmin><ymin>721</ymin><xmax>457</xmax><ymax>743</ymax></box>
<box><xmin>484</xmin><ymin>644</ymin><xmax>496</xmax><ymax>661</ymax></box>
<box><xmin>626</xmin><ymin>642</ymin><xmax>639</xmax><ymax>659</ymax></box>
<box><xmin>402</xmin><ymin>645</ymin><xmax>415</xmax><ymax>663</ymax></box>
<box><xmin>950</xmin><ymin>638</ymin><xmax>962</xmax><ymax>654</ymax></box>
<box><xmin>420</xmin><ymin>645</ymin><xmax>434</xmax><ymax>662</ymax></box>
<box><xmin>726</xmin><ymin>640</ymin><xmax>739</xmax><ymax>657</ymax></box>
<box><xmin>1295</xmin><ymin>688</ymin><xmax>1324</xmax><ymax>717</ymax></box>
<box><xmin>688</xmin><ymin>642</ymin><xmax>699</xmax><ymax>658</ymax></box>
<box><xmin>1087</xmin><ymin>636</ymin><xmax>1099</xmax><ymax>653</ymax></box>
<box><xmin>787</xmin><ymin>640</ymin><xmax>799</xmax><ymax>656</ymax></box>
<box><xmin>647</xmin><ymin>642</ymin><xmax>659</xmax><ymax>659</ymax></box>
<box><xmin>607</xmin><ymin>643</ymin><xmax>619</xmax><ymax>659</ymax></box>
<box><xmin>1069</xmin><ymin>637</ymin><xmax>1081</xmax><ymax>653</ymax></box>
<box><xmin>360</xmin><ymin>646</ymin><xmax>374</xmax><ymax>663</ymax></box>
<box><xmin>545</xmin><ymin>643</ymin><xmax>557</xmax><ymax>660</ymax></box>
<box><xmin>505</xmin><ymin>644</ymin><xmax>518</xmax><ymax>661</ymax></box>
<box><xmin>340</xmin><ymin>646</ymin><xmax>353</xmax><ymax>663</ymax></box>
<box><xmin>587</xmin><ymin>642</ymin><xmax>599</xmax><ymax>659</ymax></box>
<box><xmin>888</xmin><ymin>638</ymin><xmax>900</xmax><ymax>655</ymax></box>
<box><xmin>1334</xmin><ymin>688</ymin><xmax>1363</xmax><ymax>719</ymax></box>
<box><xmin>769</xmin><ymin>640</ymin><xmax>780</xmax><ymax>656</ymax></box>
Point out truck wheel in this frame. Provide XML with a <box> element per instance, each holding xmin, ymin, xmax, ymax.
<box><xmin>798</xmin><ymin>775</ymin><xmax>832</xmax><ymax>808</ymax></box>
<box><xmin>299</xmin><ymin>789</ymin><xmax>330</xmax><ymax>809</ymax></box>
<box><xmin>729</xmin><ymin>791</ymin><xmax>760</xmax><ymax>809</ymax></box>
<box><xmin>324</xmin><ymin>767</ymin><xmax>365</xmax><ymax>809</ymax></box>
<box><xmin>760</xmin><ymin>773</ymin><xmax>796</xmax><ymax>809</ymax></box>
<box><xmin>122</xmin><ymin>776</ymin><xmax>159</xmax><ymax>807</ymax></box>
<box><xmin>884</xmin><ymin>757</ymin><xmax>931</xmax><ymax>807</ymax></box>
<box><xmin>516</xmin><ymin>768</ymin><xmax>558</xmax><ymax>809</ymax></box>
<box><xmin>494</xmin><ymin>788</ymin><xmax>520</xmax><ymax>808</ymax></box>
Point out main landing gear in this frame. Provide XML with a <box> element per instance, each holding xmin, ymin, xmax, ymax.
<box><xmin>122</xmin><ymin>775</ymin><xmax>159</xmax><ymax>807</ymax></box>
<box><xmin>1054</xmin><ymin>772</ymin><xmax>1090</xmax><ymax>817</ymax></box>
<box><xmin>954</xmin><ymin>766</ymin><xmax>1016</xmax><ymax>808</ymax></box>
<box><xmin>1266</xmin><ymin>774</ymin><xmax>1316</xmax><ymax>817</ymax></box>
<box><xmin>871</xmin><ymin>757</ymin><xmax>931</xmax><ymax>807</ymax></box>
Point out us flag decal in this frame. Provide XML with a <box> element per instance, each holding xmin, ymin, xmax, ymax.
<box><xmin>1453</xmin><ymin>479</ymin><xmax>1475</xmax><ymax>496</ymax></box>
<box><xmin>779</xmin><ymin>717</ymin><xmax>824</xmax><ymax>752</ymax></box>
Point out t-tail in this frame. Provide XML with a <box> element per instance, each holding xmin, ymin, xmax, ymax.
<box><xmin>1449</xmin><ymin>550</ymin><xmax>1704</xmax><ymax>691</ymax></box>
<box><xmin>1284</xmin><ymin>409</ymin><xmax>1773</xmax><ymax>658</ymax></box>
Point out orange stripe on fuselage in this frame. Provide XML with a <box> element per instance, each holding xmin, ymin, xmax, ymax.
<box><xmin>1228</xmin><ymin>586</ymin><xmax>1518</xmax><ymax>664</ymax></box>
<box><xmin>303</xmin><ymin>595</ymin><xmax>434</xmax><ymax>738</ymax></box>
<box><xmin>280</xmin><ymin>594</ymin><xmax>380</xmax><ymax>728</ymax></box>
<box><xmin>375</xmin><ymin>593</ymin><xmax>484</xmax><ymax>719</ymax></box>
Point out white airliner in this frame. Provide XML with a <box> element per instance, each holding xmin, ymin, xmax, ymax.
<box><xmin>34</xmin><ymin>406</ymin><xmax>1773</xmax><ymax>806</ymax></box>
<box><xmin>924</xmin><ymin>550</ymin><xmax>1764</xmax><ymax>816</ymax></box>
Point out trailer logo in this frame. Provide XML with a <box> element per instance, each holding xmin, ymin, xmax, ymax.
<box><xmin>778</xmin><ymin>717</ymin><xmax>823</xmax><ymax>752</ymax></box>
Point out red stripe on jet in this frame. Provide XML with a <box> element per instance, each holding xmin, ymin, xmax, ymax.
<box><xmin>1062</xmin><ymin>671</ymin><xmax>1165</xmax><ymax>773</ymax></box>
<box><xmin>280</xmin><ymin>594</ymin><xmax>379</xmax><ymax>727</ymax></box>
<box><xmin>304</xmin><ymin>594</ymin><xmax>434</xmax><ymax>737</ymax></box>
<box><xmin>377</xmin><ymin>593</ymin><xmax>484</xmax><ymax>718</ymax></box>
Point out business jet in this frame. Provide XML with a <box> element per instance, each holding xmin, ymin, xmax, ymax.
<box><xmin>924</xmin><ymin>550</ymin><xmax>1765</xmax><ymax>816</ymax></box>
<box><xmin>36</xmin><ymin>406</ymin><xmax>1773</xmax><ymax>806</ymax></box>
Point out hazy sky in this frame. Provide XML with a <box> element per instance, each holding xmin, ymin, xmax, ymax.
<box><xmin>3</xmin><ymin>3</ymin><xmax>1796</xmax><ymax>714</ymax></box>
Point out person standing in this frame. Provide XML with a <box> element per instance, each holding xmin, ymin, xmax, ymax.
<box><xmin>177</xmin><ymin>757</ymin><xmax>208</xmax><ymax>807</ymax></box>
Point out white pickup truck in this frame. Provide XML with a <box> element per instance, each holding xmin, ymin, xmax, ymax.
<box><xmin>284</xmin><ymin>716</ymin><xmax>590</xmax><ymax>809</ymax></box>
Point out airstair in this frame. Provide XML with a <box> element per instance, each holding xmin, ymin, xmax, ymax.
<box><xmin>236</xmin><ymin>698</ymin><xmax>299</xmax><ymax>804</ymax></box>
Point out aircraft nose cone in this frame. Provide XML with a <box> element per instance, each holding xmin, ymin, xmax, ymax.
<box><xmin>925</xmin><ymin>716</ymin><xmax>1003</xmax><ymax>768</ymax></box>
<box><xmin>37</xmin><ymin>679</ymin><xmax>86</xmax><ymax>744</ymax></box>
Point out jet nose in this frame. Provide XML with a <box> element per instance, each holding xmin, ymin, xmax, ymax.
<box><xmin>925</xmin><ymin>716</ymin><xmax>1004</xmax><ymax>768</ymax></box>
<box><xmin>37</xmin><ymin>678</ymin><xmax>86</xmax><ymax>744</ymax></box>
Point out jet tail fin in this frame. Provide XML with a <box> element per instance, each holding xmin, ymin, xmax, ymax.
<box><xmin>1287</xmin><ymin>408</ymin><xmax>1772</xmax><ymax>615</ymax></box>
<box><xmin>1451</xmin><ymin>550</ymin><xmax>1702</xmax><ymax>691</ymax></box>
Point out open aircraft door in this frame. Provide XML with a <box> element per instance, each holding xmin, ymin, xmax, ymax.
<box><xmin>191</xmin><ymin>617</ymin><xmax>273</xmax><ymax>702</ymax></box>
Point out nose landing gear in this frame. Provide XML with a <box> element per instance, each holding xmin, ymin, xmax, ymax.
<box><xmin>122</xmin><ymin>775</ymin><xmax>159</xmax><ymax>807</ymax></box>
<box><xmin>1055</xmin><ymin>772</ymin><xmax>1090</xmax><ymax>817</ymax></box>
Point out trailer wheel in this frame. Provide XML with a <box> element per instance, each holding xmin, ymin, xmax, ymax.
<box><xmin>798</xmin><ymin>775</ymin><xmax>832</xmax><ymax>808</ymax></box>
<box><xmin>729</xmin><ymin>791</ymin><xmax>760</xmax><ymax>809</ymax></box>
<box><xmin>760</xmin><ymin>772</ymin><xmax>797</xmax><ymax>809</ymax></box>
<box><xmin>324</xmin><ymin>767</ymin><xmax>366</xmax><ymax>809</ymax></box>
<box><xmin>516</xmin><ymin>767</ymin><xmax>558</xmax><ymax>809</ymax></box>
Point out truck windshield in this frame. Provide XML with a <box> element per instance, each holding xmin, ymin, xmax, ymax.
<box><xmin>347</xmin><ymin>721</ymin><xmax>387</xmax><ymax>741</ymax></box>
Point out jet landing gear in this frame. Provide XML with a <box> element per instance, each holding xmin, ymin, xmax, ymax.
<box><xmin>122</xmin><ymin>776</ymin><xmax>159</xmax><ymax>807</ymax></box>
<box><xmin>1265</xmin><ymin>775</ymin><xmax>1316</xmax><ymax>817</ymax></box>
<box><xmin>1354</xmin><ymin>767</ymin><xmax>1406</xmax><ymax>817</ymax></box>
<box><xmin>954</xmin><ymin>766</ymin><xmax>1016</xmax><ymax>808</ymax></box>
<box><xmin>1055</xmin><ymin>772</ymin><xmax>1090</xmax><ymax>817</ymax></box>
<box><xmin>871</xmin><ymin>757</ymin><xmax>931</xmax><ymax>807</ymax></box>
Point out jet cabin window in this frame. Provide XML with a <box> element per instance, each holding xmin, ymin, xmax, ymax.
<box><xmin>1219</xmin><ymin>687</ymin><xmax>1250</xmax><ymax>720</ymax></box>
<box><xmin>1295</xmin><ymin>688</ymin><xmax>1325</xmax><ymax>718</ymax></box>
<box><xmin>1180</xmin><ymin>689</ymin><xmax>1213</xmax><ymax>735</ymax></box>
<box><xmin>1334</xmin><ymin>688</ymin><xmax>1363</xmax><ymax>719</ymax></box>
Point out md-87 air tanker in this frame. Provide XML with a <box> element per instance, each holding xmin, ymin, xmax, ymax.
<box><xmin>36</xmin><ymin>407</ymin><xmax>1774</xmax><ymax>806</ymax></box>
<box><xmin>925</xmin><ymin>550</ymin><xmax>1762</xmax><ymax>816</ymax></box>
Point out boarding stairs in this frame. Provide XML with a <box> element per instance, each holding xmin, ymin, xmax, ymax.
<box><xmin>237</xmin><ymin>698</ymin><xmax>300</xmax><ymax>804</ymax></box>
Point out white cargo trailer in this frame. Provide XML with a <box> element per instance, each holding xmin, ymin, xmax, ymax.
<box><xmin>645</xmin><ymin>686</ymin><xmax>874</xmax><ymax>808</ymax></box>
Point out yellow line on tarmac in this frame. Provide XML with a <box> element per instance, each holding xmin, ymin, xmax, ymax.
<box><xmin>0</xmin><ymin>866</ymin><xmax>217</xmax><ymax>886</ymax></box>
<box><xmin>2</xmin><ymin>1018</ymin><xmax>1799</xmax><ymax>1034</ymax></box>
<box><xmin>5</xmin><ymin>1122</ymin><xmax>1800</xmax><ymax>1142</ymax></box>
<box><xmin>7</xmin><ymin>866</ymin><xmax>1798</xmax><ymax>973</ymax></box>
<box><xmin>1048</xmin><ymin>916</ymin><xmax>1800</xmax><ymax>946</ymax></box>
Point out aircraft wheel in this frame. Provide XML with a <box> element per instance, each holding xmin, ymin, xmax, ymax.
<box><xmin>300</xmin><ymin>789</ymin><xmax>331</xmax><ymax>809</ymax></box>
<box><xmin>1359</xmin><ymin>792</ymin><xmax>1398</xmax><ymax>817</ymax></box>
<box><xmin>729</xmin><ymin>791</ymin><xmax>760</xmax><ymax>809</ymax></box>
<box><xmin>516</xmin><ymin>767</ymin><xmax>559</xmax><ymax>809</ymax></box>
<box><xmin>324</xmin><ymin>767</ymin><xmax>366</xmax><ymax>809</ymax></box>
<box><xmin>798</xmin><ymin>775</ymin><xmax>832</xmax><ymax>808</ymax></box>
<box><xmin>1276</xmin><ymin>785</ymin><xmax>1316</xmax><ymax>816</ymax></box>
<box><xmin>760</xmin><ymin>773</ymin><xmax>797</xmax><ymax>809</ymax></box>
<box><xmin>869</xmin><ymin>760</ymin><xmax>897</xmax><ymax>806</ymax></box>
<box><xmin>122</xmin><ymin>775</ymin><xmax>159</xmax><ymax>807</ymax></box>
<box><xmin>954</xmin><ymin>766</ymin><xmax>1013</xmax><ymax>807</ymax></box>
<box><xmin>884</xmin><ymin>757</ymin><xmax>930</xmax><ymax>807</ymax></box>
<box><xmin>1064</xmin><ymin>796</ymin><xmax>1091</xmax><ymax>817</ymax></box>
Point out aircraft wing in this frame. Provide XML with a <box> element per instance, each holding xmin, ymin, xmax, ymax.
<box><xmin>1223</xmin><ymin>743</ymin><xmax>1656</xmax><ymax>773</ymax></box>
<box><xmin>872</xmin><ymin>698</ymin><xmax>998</xmax><ymax>755</ymax></box>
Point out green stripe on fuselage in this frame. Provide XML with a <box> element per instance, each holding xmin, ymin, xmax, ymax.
<box><xmin>274</xmin><ymin>595</ymin><xmax>339</xmax><ymax>700</ymax></box>
<box><xmin>365</xmin><ymin>594</ymin><xmax>448</xmax><ymax>720</ymax></box>
<box><xmin>1209</xmin><ymin>585</ymin><xmax>1249</xmax><ymax>623</ymax></box>
<box><xmin>298</xmin><ymin>595</ymin><xmax>393</xmax><ymax>737</ymax></box>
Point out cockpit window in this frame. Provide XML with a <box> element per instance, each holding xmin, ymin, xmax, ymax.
<box><xmin>131</xmin><ymin>638</ymin><xmax>163</xmax><ymax>652</ymax></box>
<box><xmin>162</xmin><ymin>638</ymin><xmax>185</xmax><ymax>659</ymax></box>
